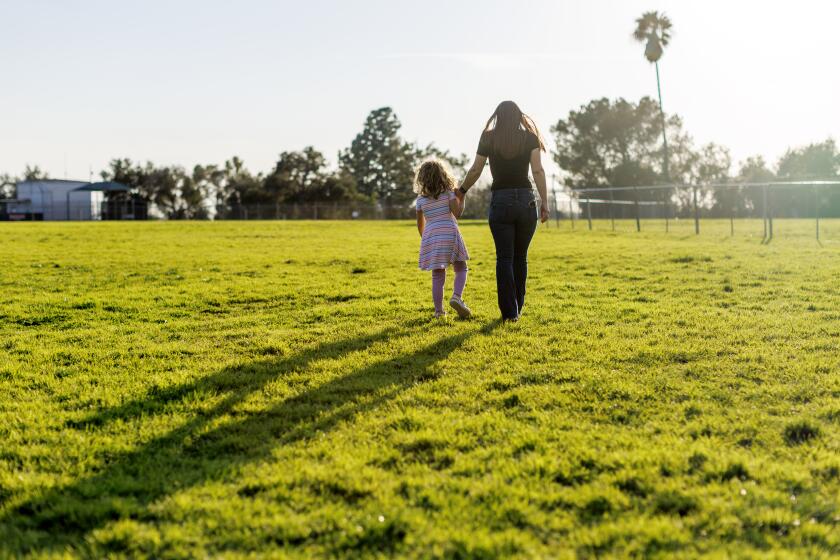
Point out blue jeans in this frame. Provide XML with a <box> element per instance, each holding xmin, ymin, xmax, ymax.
<box><xmin>488</xmin><ymin>188</ymin><xmax>538</xmax><ymax>320</ymax></box>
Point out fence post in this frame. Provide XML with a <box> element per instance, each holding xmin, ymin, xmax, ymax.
<box><xmin>814</xmin><ymin>185</ymin><xmax>820</xmax><ymax>241</ymax></box>
<box><xmin>552</xmin><ymin>189</ymin><xmax>560</xmax><ymax>228</ymax></box>
<box><xmin>314</xmin><ymin>204</ymin><xmax>318</xmax><ymax>220</ymax></box>
<box><xmin>664</xmin><ymin>187</ymin><xmax>669</xmax><ymax>233</ymax></box>
<box><xmin>569</xmin><ymin>197</ymin><xmax>575</xmax><ymax>230</ymax></box>
<box><xmin>586</xmin><ymin>198</ymin><xmax>592</xmax><ymax>231</ymax></box>
<box><xmin>692</xmin><ymin>186</ymin><xmax>699</xmax><ymax>235</ymax></box>
<box><xmin>633</xmin><ymin>187</ymin><xmax>640</xmax><ymax>232</ymax></box>
<box><xmin>762</xmin><ymin>185</ymin><xmax>768</xmax><ymax>239</ymax></box>
<box><xmin>768</xmin><ymin>187</ymin><xmax>773</xmax><ymax>239</ymax></box>
<box><xmin>730</xmin><ymin>185</ymin><xmax>735</xmax><ymax>236</ymax></box>
<box><xmin>608</xmin><ymin>189</ymin><xmax>615</xmax><ymax>231</ymax></box>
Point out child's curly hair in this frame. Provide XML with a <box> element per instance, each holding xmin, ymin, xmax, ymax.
<box><xmin>413</xmin><ymin>159</ymin><xmax>457</xmax><ymax>200</ymax></box>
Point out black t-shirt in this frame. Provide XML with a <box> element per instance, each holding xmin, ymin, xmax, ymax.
<box><xmin>477</xmin><ymin>130</ymin><xmax>540</xmax><ymax>190</ymax></box>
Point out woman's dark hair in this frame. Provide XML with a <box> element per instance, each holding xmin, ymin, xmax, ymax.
<box><xmin>484</xmin><ymin>100</ymin><xmax>546</xmax><ymax>158</ymax></box>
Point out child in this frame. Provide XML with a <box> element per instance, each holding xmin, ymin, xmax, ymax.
<box><xmin>414</xmin><ymin>159</ymin><xmax>471</xmax><ymax>319</ymax></box>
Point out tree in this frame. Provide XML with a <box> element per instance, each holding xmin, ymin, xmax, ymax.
<box><xmin>0</xmin><ymin>174</ymin><xmax>17</xmax><ymax>199</ymax></box>
<box><xmin>0</xmin><ymin>166</ymin><xmax>48</xmax><ymax>198</ymax></box>
<box><xmin>776</xmin><ymin>139</ymin><xmax>840</xmax><ymax>217</ymax></box>
<box><xmin>633</xmin><ymin>11</ymin><xmax>673</xmax><ymax>183</ymax></box>
<box><xmin>214</xmin><ymin>157</ymin><xmax>266</xmax><ymax>217</ymax></box>
<box><xmin>102</xmin><ymin>159</ymin><xmax>145</xmax><ymax>190</ymax></box>
<box><xmin>191</xmin><ymin>164</ymin><xmax>226</xmax><ymax>218</ymax></box>
<box><xmin>553</xmin><ymin>97</ymin><xmax>664</xmax><ymax>190</ymax></box>
<box><xmin>303</xmin><ymin>170</ymin><xmax>358</xmax><ymax>203</ymax></box>
<box><xmin>339</xmin><ymin>107</ymin><xmax>418</xmax><ymax>203</ymax></box>
<box><xmin>263</xmin><ymin>147</ymin><xmax>360</xmax><ymax>204</ymax></box>
<box><xmin>777</xmin><ymin>139</ymin><xmax>839</xmax><ymax>180</ymax></box>
<box><xmin>102</xmin><ymin>159</ymin><xmax>208</xmax><ymax>219</ymax></box>
<box><xmin>23</xmin><ymin>165</ymin><xmax>50</xmax><ymax>181</ymax></box>
<box><xmin>680</xmin><ymin>143</ymin><xmax>732</xmax><ymax>216</ymax></box>
<box><xmin>144</xmin><ymin>166</ymin><xmax>182</xmax><ymax>218</ymax></box>
<box><xmin>174</xmin><ymin>167</ymin><xmax>212</xmax><ymax>220</ymax></box>
<box><xmin>417</xmin><ymin>144</ymin><xmax>469</xmax><ymax>179</ymax></box>
<box><xmin>725</xmin><ymin>156</ymin><xmax>776</xmax><ymax>217</ymax></box>
<box><xmin>553</xmin><ymin>97</ymin><xmax>683</xmax><ymax>219</ymax></box>
<box><xmin>265</xmin><ymin>147</ymin><xmax>325</xmax><ymax>203</ymax></box>
<box><xmin>553</xmin><ymin>97</ymin><xmax>736</xmax><ymax>218</ymax></box>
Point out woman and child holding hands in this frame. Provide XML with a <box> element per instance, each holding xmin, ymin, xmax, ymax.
<box><xmin>415</xmin><ymin>100</ymin><xmax>550</xmax><ymax>321</ymax></box>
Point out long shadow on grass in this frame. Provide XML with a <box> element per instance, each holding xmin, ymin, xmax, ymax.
<box><xmin>0</xmin><ymin>318</ymin><xmax>500</xmax><ymax>555</ymax></box>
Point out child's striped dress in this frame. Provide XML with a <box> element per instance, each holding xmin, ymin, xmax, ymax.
<box><xmin>417</xmin><ymin>191</ymin><xmax>469</xmax><ymax>270</ymax></box>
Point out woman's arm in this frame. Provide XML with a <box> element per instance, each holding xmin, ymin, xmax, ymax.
<box><xmin>416</xmin><ymin>210</ymin><xmax>425</xmax><ymax>236</ymax></box>
<box><xmin>448</xmin><ymin>193</ymin><xmax>464</xmax><ymax>218</ymax></box>
<box><xmin>456</xmin><ymin>155</ymin><xmax>487</xmax><ymax>200</ymax></box>
<box><xmin>530</xmin><ymin>148</ymin><xmax>550</xmax><ymax>223</ymax></box>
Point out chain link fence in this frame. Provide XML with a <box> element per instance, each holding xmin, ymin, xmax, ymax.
<box><xmin>5</xmin><ymin>182</ymin><xmax>840</xmax><ymax>242</ymax></box>
<box><xmin>550</xmin><ymin>181</ymin><xmax>840</xmax><ymax>240</ymax></box>
<box><xmin>216</xmin><ymin>191</ymin><xmax>494</xmax><ymax>221</ymax></box>
<box><xmin>0</xmin><ymin>199</ymin><xmax>148</xmax><ymax>221</ymax></box>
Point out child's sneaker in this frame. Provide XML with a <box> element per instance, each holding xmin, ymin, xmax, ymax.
<box><xmin>449</xmin><ymin>296</ymin><xmax>472</xmax><ymax>319</ymax></box>
<box><xmin>434</xmin><ymin>311</ymin><xmax>447</xmax><ymax>319</ymax></box>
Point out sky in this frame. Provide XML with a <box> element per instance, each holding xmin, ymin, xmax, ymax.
<box><xmin>2</xmin><ymin>0</ymin><xmax>839</xmax><ymax>182</ymax></box>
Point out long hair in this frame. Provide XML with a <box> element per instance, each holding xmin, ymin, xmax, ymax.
<box><xmin>484</xmin><ymin>100</ymin><xmax>546</xmax><ymax>158</ymax></box>
<box><xmin>413</xmin><ymin>159</ymin><xmax>457</xmax><ymax>199</ymax></box>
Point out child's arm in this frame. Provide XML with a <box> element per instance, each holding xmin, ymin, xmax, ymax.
<box><xmin>449</xmin><ymin>193</ymin><xmax>464</xmax><ymax>218</ymax></box>
<box><xmin>416</xmin><ymin>209</ymin><xmax>425</xmax><ymax>236</ymax></box>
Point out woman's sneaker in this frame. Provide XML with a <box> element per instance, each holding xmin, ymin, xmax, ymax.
<box><xmin>449</xmin><ymin>296</ymin><xmax>472</xmax><ymax>319</ymax></box>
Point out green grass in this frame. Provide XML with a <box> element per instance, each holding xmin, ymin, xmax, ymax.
<box><xmin>0</xmin><ymin>219</ymin><xmax>838</xmax><ymax>558</ymax></box>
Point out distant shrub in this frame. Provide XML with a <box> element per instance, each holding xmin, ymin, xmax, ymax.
<box><xmin>669</xmin><ymin>255</ymin><xmax>712</xmax><ymax>264</ymax></box>
<box><xmin>552</xmin><ymin>470</ymin><xmax>588</xmax><ymax>487</ymax></box>
<box><xmin>815</xmin><ymin>464</ymin><xmax>839</xmax><ymax>481</ymax></box>
<box><xmin>397</xmin><ymin>438</ymin><xmax>453</xmax><ymax>469</ymax></box>
<box><xmin>718</xmin><ymin>462</ymin><xmax>750</xmax><ymax>481</ymax></box>
<box><xmin>326</xmin><ymin>294</ymin><xmax>359</xmax><ymax>302</ymax></box>
<box><xmin>653</xmin><ymin>491</ymin><xmax>698</xmax><ymax>517</ymax></box>
<box><xmin>336</xmin><ymin>518</ymin><xmax>408</xmax><ymax>553</ymax></box>
<box><xmin>487</xmin><ymin>380</ymin><xmax>514</xmax><ymax>392</ymax></box>
<box><xmin>783</xmin><ymin>421</ymin><xmax>820</xmax><ymax>445</ymax></box>
<box><xmin>15</xmin><ymin>313</ymin><xmax>67</xmax><ymax>327</ymax></box>
<box><xmin>615</xmin><ymin>477</ymin><xmax>648</xmax><ymax>498</ymax></box>
<box><xmin>684</xmin><ymin>405</ymin><xmax>702</xmax><ymax>420</ymax></box>
<box><xmin>580</xmin><ymin>496</ymin><xmax>612</xmax><ymax>521</ymax></box>
<box><xmin>687</xmin><ymin>452</ymin><xmax>707</xmax><ymax>473</ymax></box>
<box><xmin>388</xmin><ymin>416</ymin><xmax>422</xmax><ymax>432</ymax></box>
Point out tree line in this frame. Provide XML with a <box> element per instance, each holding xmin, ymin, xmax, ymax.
<box><xmin>0</xmin><ymin>107</ymin><xmax>467</xmax><ymax>219</ymax></box>
<box><xmin>553</xmin><ymin>97</ymin><xmax>840</xmax><ymax>217</ymax></box>
<box><xmin>3</xmin><ymin>100</ymin><xmax>838</xmax><ymax>219</ymax></box>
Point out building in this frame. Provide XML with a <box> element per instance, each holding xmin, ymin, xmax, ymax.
<box><xmin>2</xmin><ymin>180</ymin><xmax>138</xmax><ymax>221</ymax></box>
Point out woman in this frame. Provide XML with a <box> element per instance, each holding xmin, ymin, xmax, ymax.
<box><xmin>457</xmin><ymin>101</ymin><xmax>549</xmax><ymax>321</ymax></box>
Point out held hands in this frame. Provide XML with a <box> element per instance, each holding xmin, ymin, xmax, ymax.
<box><xmin>454</xmin><ymin>188</ymin><xmax>465</xmax><ymax>202</ymax></box>
<box><xmin>540</xmin><ymin>202</ymin><xmax>550</xmax><ymax>223</ymax></box>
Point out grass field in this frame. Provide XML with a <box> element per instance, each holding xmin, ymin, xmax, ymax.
<box><xmin>1</xmin><ymin>219</ymin><xmax>838</xmax><ymax>558</ymax></box>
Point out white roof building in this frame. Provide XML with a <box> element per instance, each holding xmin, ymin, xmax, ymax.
<box><xmin>7</xmin><ymin>180</ymin><xmax>130</xmax><ymax>220</ymax></box>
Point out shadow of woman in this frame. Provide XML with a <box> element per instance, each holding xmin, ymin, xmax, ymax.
<box><xmin>1</xmin><ymin>318</ymin><xmax>501</xmax><ymax>555</ymax></box>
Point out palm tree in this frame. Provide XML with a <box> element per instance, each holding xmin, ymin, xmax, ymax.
<box><xmin>633</xmin><ymin>11</ymin><xmax>673</xmax><ymax>183</ymax></box>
